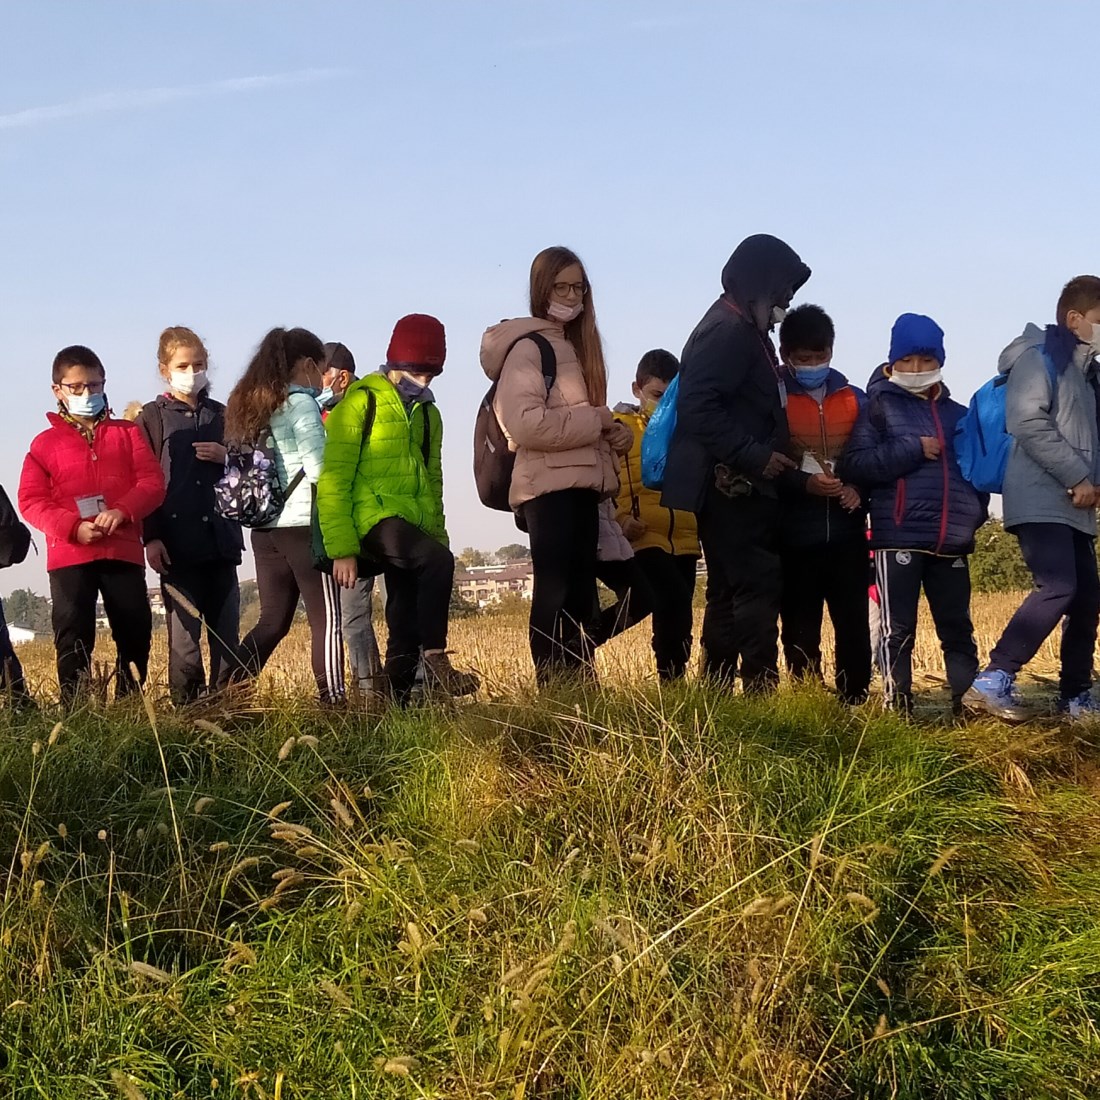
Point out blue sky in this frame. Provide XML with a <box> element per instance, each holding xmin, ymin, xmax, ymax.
<box><xmin>2</xmin><ymin>0</ymin><xmax>1098</xmax><ymax>595</ymax></box>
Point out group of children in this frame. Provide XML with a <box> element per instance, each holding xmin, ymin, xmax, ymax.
<box><xmin>3</xmin><ymin>247</ymin><xmax>1100</xmax><ymax>720</ymax></box>
<box><xmin>4</xmin><ymin>319</ymin><xmax>481</xmax><ymax>709</ymax></box>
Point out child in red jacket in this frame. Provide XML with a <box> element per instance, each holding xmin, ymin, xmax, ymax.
<box><xmin>19</xmin><ymin>345</ymin><xmax>165</xmax><ymax>703</ymax></box>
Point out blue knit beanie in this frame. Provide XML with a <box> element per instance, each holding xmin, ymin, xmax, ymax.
<box><xmin>889</xmin><ymin>313</ymin><xmax>946</xmax><ymax>367</ymax></box>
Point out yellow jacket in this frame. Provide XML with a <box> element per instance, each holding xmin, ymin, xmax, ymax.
<box><xmin>613</xmin><ymin>405</ymin><xmax>699</xmax><ymax>557</ymax></box>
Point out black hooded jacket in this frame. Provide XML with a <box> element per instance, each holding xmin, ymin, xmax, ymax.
<box><xmin>661</xmin><ymin>235</ymin><xmax>812</xmax><ymax>513</ymax></box>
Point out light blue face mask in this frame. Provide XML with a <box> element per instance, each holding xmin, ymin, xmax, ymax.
<box><xmin>316</xmin><ymin>386</ymin><xmax>335</xmax><ymax>409</ymax></box>
<box><xmin>395</xmin><ymin>375</ymin><xmax>434</xmax><ymax>403</ymax></box>
<box><xmin>67</xmin><ymin>391</ymin><xmax>106</xmax><ymax>418</ymax></box>
<box><xmin>792</xmin><ymin>363</ymin><xmax>831</xmax><ymax>389</ymax></box>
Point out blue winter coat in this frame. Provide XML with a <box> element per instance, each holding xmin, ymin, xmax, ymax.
<box><xmin>838</xmin><ymin>366</ymin><xmax>987</xmax><ymax>555</ymax></box>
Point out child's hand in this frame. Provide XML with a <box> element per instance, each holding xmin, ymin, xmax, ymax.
<box><xmin>920</xmin><ymin>436</ymin><xmax>942</xmax><ymax>460</ymax></box>
<box><xmin>621</xmin><ymin>516</ymin><xmax>647</xmax><ymax>541</ymax></box>
<box><xmin>1070</xmin><ymin>479</ymin><xmax>1097</xmax><ymax>508</ymax></box>
<box><xmin>332</xmin><ymin>556</ymin><xmax>358</xmax><ymax>589</ymax></box>
<box><xmin>839</xmin><ymin>484</ymin><xmax>862</xmax><ymax>511</ymax></box>
<box><xmin>193</xmin><ymin>442</ymin><xmax>227</xmax><ymax>464</ymax></box>
<box><xmin>75</xmin><ymin>520</ymin><xmax>104</xmax><ymax>545</ymax></box>
<box><xmin>93</xmin><ymin>508</ymin><xmax>127</xmax><ymax>535</ymax></box>
<box><xmin>603</xmin><ymin>421</ymin><xmax>634</xmax><ymax>454</ymax></box>
<box><xmin>762</xmin><ymin>451</ymin><xmax>798</xmax><ymax>479</ymax></box>
<box><xmin>145</xmin><ymin>539</ymin><xmax>172</xmax><ymax>575</ymax></box>
<box><xmin>806</xmin><ymin>473</ymin><xmax>843</xmax><ymax>497</ymax></box>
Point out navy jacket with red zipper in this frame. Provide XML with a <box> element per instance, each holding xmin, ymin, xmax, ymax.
<box><xmin>837</xmin><ymin>364</ymin><xmax>987</xmax><ymax>555</ymax></box>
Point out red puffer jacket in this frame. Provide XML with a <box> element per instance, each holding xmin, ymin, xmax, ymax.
<box><xmin>18</xmin><ymin>413</ymin><xmax>166</xmax><ymax>571</ymax></box>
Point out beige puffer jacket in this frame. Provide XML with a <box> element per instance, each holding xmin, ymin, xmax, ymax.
<box><xmin>480</xmin><ymin>317</ymin><xmax>620</xmax><ymax>508</ymax></box>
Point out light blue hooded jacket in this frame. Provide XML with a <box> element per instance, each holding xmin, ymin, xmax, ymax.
<box><xmin>259</xmin><ymin>385</ymin><xmax>327</xmax><ymax>529</ymax></box>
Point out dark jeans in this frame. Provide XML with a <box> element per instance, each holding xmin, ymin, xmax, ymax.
<box><xmin>360</xmin><ymin>517</ymin><xmax>454</xmax><ymax>702</ymax></box>
<box><xmin>781</xmin><ymin>541</ymin><xmax>872</xmax><ymax>703</ymax></box>
<box><xmin>0</xmin><ymin>597</ymin><xmax>29</xmax><ymax>702</ymax></box>
<box><xmin>636</xmin><ymin>550</ymin><xmax>698</xmax><ymax>679</ymax></box>
<box><xmin>49</xmin><ymin>560</ymin><xmax>152</xmax><ymax>702</ymax></box>
<box><xmin>161</xmin><ymin>561</ymin><xmax>240</xmax><ymax>703</ymax></box>
<box><xmin>697</xmin><ymin>488</ymin><xmax>782</xmax><ymax>692</ymax></box>
<box><xmin>591</xmin><ymin>558</ymin><xmax>655</xmax><ymax>648</ymax></box>
<box><xmin>520</xmin><ymin>489</ymin><xmax>599</xmax><ymax>684</ymax></box>
<box><xmin>341</xmin><ymin>575</ymin><xmax>382</xmax><ymax>689</ymax></box>
<box><xmin>988</xmin><ymin>523</ymin><xmax>1100</xmax><ymax>699</ymax></box>
<box><xmin>238</xmin><ymin>527</ymin><xmax>345</xmax><ymax>703</ymax></box>
<box><xmin>874</xmin><ymin>549</ymin><xmax>978</xmax><ymax>702</ymax></box>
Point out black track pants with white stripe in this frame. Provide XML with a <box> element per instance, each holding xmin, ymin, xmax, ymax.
<box><xmin>239</xmin><ymin>526</ymin><xmax>345</xmax><ymax>703</ymax></box>
<box><xmin>874</xmin><ymin>549</ymin><xmax>978</xmax><ymax>702</ymax></box>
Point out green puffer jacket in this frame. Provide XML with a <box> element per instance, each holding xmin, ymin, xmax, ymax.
<box><xmin>317</xmin><ymin>374</ymin><xmax>446</xmax><ymax>560</ymax></box>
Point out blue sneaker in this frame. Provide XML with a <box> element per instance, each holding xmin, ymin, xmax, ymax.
<box><xmin>1058</xmin><ymin>690</ymin><xmax>1100</xmax><ymax>721</ymax></box>
<box><xmin>962</xmin><ymin>670</ymin><xmax>1032</xmax><ymax>722</ymax></box>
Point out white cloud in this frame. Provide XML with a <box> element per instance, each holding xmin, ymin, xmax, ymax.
<box><xmin>0</xmin><ymin>68</ymin><xmax>350</xmax><ymax>131</ymax></box>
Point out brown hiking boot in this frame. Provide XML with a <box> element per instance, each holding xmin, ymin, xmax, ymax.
<box><xmin>422</xmin><ymin>652</ymin><xmax>480</xmax><ymax>698</ymax></box>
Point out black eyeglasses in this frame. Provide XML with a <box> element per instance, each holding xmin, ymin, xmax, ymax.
<box><xmin>57</xmin><ymin>381</ymin><xmax>105</xmax><ymax>395</ymax></box>
<box><xmin>552</xmin><ymin>281</ymin><xmax>587</xmax><ymax>297</ymax></box>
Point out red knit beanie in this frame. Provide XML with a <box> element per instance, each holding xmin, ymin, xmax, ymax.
<box><xmin>386</xmin><ymin>314</ymin><xmax>446</xmax><ymax>375</ymax></box>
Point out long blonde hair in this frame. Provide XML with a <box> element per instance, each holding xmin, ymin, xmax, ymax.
<box><xmin>529</xmin><ymin>246</ymin><xmax>607</xmax><ymax>406</ymax></box>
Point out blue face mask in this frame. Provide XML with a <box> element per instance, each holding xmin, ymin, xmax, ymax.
<box><xmin>792</xmin><ymin>363</ymin><xmax>831</xmax><ymax>389</ymax></box>
<box><xmin>316</xmin><ymin>386</ymin><xmax>335</xmax><ymax>409</ymax></box>
<box><xmin>395</xmin><ymin>375</ymin><xmax>432</xmax><ymax>402</ymax></box>
<box><xmin>67</xmin><ymin>391</ymin><xmax>106</xmax><ymax>418</ymax></box>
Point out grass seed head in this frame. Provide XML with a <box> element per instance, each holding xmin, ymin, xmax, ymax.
<box><xmin>209</xmin><ymin>841</ymin><xmax>230</xmax><ymax>853</ymax></box>
<box><xmin>47</xmin><ymin>722</ymin><xmax>63</xmax><ymax>746</ymax></box>
<box><xmin>56</xmin><ymin>823</ymin><xmax>67</xmax><ymax>839</ymax></box>
<box><xmin>277</xmin><ymin>737</ymin><xmax>297</xmax><ymax>762</ymax></box>
<box><xmin>193</xmin><ymin>797</ymin><xmax>216</xmax><ymax>815</ymax></box>
<box><xmin>267</xmin><ymin>801</ymin><xmax>293</xmax><ymax>820</ymax></box>
<box><xmin>129</xmin><ymin>961</ymin><xmax>172</xmax><ymax>984</ymax></box>
<box><xmin>110</xmin><ymin>1070</ymin><xmax>148</xmax><ymax>1100</ymax></box>
<box><xmin>929</xmin><ymin>845</ymin><xmax>960</xmax><ymax>877</ymax></box>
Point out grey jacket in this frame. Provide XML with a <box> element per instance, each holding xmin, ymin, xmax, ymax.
<box><xmin>1001</xmin><ymin>323</ymin><xmax>1100</xmax><ymax>536</ymax></box>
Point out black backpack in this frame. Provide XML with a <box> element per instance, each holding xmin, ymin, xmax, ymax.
<box><xmin>0</xmin><ymin>484</ymin><xmax>31</xmax><ymax>569</ymax></box>
<box><xmin>473</xmin><ymin>333</ymin><xmax>557</xmax><ymax>511</ymax></box>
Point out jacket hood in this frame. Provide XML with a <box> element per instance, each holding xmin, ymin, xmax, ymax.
<box><xmin>720</xmin><ymin>234</ymin><xmax>811</xmax><ymax>331</ymax></box>
<box><xmin>480</xmin><ymin>317</ymin><xmax>562</xmax><ymax>382</ymax></box>
<box><xmin>997</xmin><ymin>323</ymin><xmax>1046</xmax><ymax>376</ymax></box>
<box><xmin>866</xmin><ymin>362</ymin><xmax>952</xmax><ymax>401</ymax></box>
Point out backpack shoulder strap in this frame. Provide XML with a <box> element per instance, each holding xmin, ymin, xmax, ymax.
<box><xmin>524</xmin><ymin>332</ymin><xmax>558</xmax><ymax>392</ymax></box>
<box><xmin>139</xmin><ymin>400</ymin><xmax>166</xmax><ymax>458</ymax></box>
<box><xmin>420</xmin><ymin>402</ymin><xmax>433</xmax><ymax>464</ymax></box>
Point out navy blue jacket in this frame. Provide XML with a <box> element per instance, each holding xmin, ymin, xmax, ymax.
<box><xmin>838</xmin><ymin>366</ymin><xmax>987</xmax><ymax>555</ymax></box>
<box><xmin>136</xmin><ymin>392</ymin><xmax>245</xmax><ymax>566</ymax></box>
<box><xmin>662</xmin><ymin>235</ymin><xmax>812</xmax><ymax>513</ymax></box>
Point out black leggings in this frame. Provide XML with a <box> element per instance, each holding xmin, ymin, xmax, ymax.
<box><xmin>520</xmin><ymin>489</ymin><xmax>599</xmax><ymax>683</ymax></box>
<box><xmin>238</xmin><ymin>527</ymin><xmax>345</xmax><ymax>702</ymax></box>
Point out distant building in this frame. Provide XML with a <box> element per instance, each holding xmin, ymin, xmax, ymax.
<box><xmin>8</xmin><ymin>625</ymin><xmax>37</xmax><ymax>646</ymax></box>
<box><xmin>455</xmin><ymin>563</ymin><xmax>534</xmax><ymax>607</ymax></box>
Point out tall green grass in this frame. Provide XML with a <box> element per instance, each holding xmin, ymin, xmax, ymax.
<box><xmin>0</xmin><ymin>687</ymin><xmax>1098</xmax><ymax>1098</ymax></box>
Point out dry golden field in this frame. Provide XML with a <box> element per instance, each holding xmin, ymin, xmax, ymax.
<box><xmin>9</xmin><ymin>589</ymin><xmax>1063</xmax><ymax>705</ymax></box>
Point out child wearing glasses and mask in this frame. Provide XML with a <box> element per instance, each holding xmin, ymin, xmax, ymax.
<box><xmin>19</xmin><ymin>345</ymin><xmax>165</xmax><ymax>705</ymax></box>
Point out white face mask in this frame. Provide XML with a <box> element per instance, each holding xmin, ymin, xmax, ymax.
<box><xmin>890</xmin><ymin>367</ymin><xmax>941</xmax><ymax>393</ymax></box>
<box><xmin>770</xmin><ymin>305</ymin><xmax>788</xmax><ymax>327</ymax></box>
<box><xmin>170</xmin><ymin>368</ymin><xmax>207</xmax><ymax>396</ymax></box>
<box><xmin>547</xmin><ymin>300</ymin><xmax>583</xmax><ymax>324</ymax></box>
<box><xmin>1084</xmin><ymin>321</ymin><xmax>1100</xmax><ymax>355</ymax></box>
